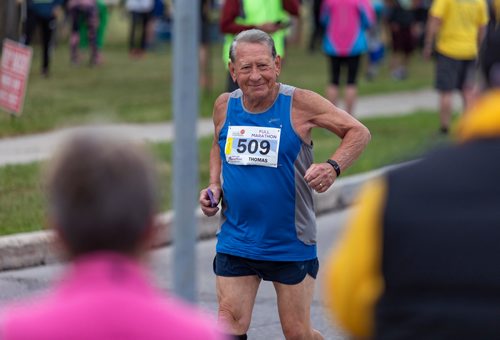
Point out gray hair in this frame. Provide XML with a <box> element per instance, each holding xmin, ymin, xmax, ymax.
<box><xmin>45</xmin><ymin>131</ymin><xmax>158</xmax><ymax>257</ymax></box>
<box><xmin>229</xmin><ymin>29</ymin><xmax>277</xmax><ymax>63</ymax></box>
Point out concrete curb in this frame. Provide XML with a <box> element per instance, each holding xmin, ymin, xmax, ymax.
<box><xmin>0</xmin><ymin>163</ymin><xmax>407</xmax><ymax>271</ymax></box>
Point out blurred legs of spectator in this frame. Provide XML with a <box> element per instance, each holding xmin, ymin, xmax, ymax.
<box><xmin>326</xmin><ymin>56</ymin><xmax>361</xmax><ymax>115</ymax></box>
<box><xmin>129</xmin><ymin>11</ymin><xmax>151</xmax><ymax>58</ymax></box>
<box><xmin>79</xmin><ymin>0</ymin><xmax>108</xmax><ymax>65</ymax></box>
<box><xmin>365</xmin><ymin>34</ymin><xmax>385</xmax><ymax>81</ymax></box>
<box><xmin>366</xmin><ymin>48</ymin><xmax>384</xmax><ymax>81</ymax></box>
<box><xmin>389</xmin><ymin>26</ymin><xmax>414</xmax><ymax>80</ymax></box>
<box><xmin>199</xmin><ymin>4</ymin><xmax>212</xmax><ymax>92</ymax></box>
<box><xmin>326</xmin><ymin>84</ymin><xmax>356</xmax><ymax>115</ymax></box>
<box><xmin>25</xmin><ymin>10</ymin><xmax>56</xmax><ymax>77</ymax></box>
<box><xmin>199</xmin><ymin>43</ymin><xmax>211</xmax><ymax>91</ymax></box>
<box><xmin>412</xmin><ymin>6</ymin><xmax>428</xmax><ymax>49</ymax></box>
<box><xmin>365</xmin><ymin>1</ymin><xmax>385</xmax><ymax>81</ymax></box>
<box><xmin>386</xmin><ymin>3</ymin><xmax>415</xmax><ymax>80</ymax></box>
<box><xmin>145</xmin><ymin>17</ymin><xmax>159</xmax><ymax>50</ymax></box>
<box><xmin>438</xmin><ymin>91</ymin><xmax>453</xmax><ymax>134</ymax></box>
<box><xmin>344</xmin><ymin>85</ymin><xmax>357</xmax><ymax>115</ymax></box>
<box><xmin>70</xmin><ymin>5</ymin><xmax>99</xmax><ymax>66</ymax></box>
<box><xmin>146</xmin><ymin>0</ymin><xmax>165</xmax><ymax>50</ymax></box>
<box><xmin>308</xmin><ymin>0</ymin><xmax>323</xmax><ymax>53</ymax></box>
<box><xmin>435</xmin><ymin>53</ymin><xmax>477</xmax><ymax>133</ymax></box>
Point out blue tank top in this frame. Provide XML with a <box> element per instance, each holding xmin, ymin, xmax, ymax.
<box><xmin>217</xmin><ymin>84</ymin><xmax>317</xmax><ymax>261</ymax></box>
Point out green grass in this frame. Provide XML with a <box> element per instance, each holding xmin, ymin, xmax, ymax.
<box><xmin>0</xmin><ymin>111</ymin><xmax>453</xmax><ymax>236</ymax></box>
<box><xmin>312</xmin><ymin>111</ymin><xmax>451</xmax><ymax>176</ymax></box>
<box><xmin>0</xmin><ymin>10</ymin><xmax>433</xmax><ymax>137</ymax></box>
<box><xmin>0</xmin><ymin>162</ymin><xmax>45</xmax><ymax>234</ymax></box>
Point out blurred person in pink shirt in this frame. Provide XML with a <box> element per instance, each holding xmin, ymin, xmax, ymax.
<box><xmin>321</xmin><ymin>0</ymin><xmax>375</xmax><ymax>115</ymax></box>
<box><xmin>0</xmin><ymin>132</ymin><xmax>228</xmax><ymax>340</ymax></box>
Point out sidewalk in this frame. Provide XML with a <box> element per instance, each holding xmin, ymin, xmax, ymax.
<box><xmin>0</xmin><ymin>89</ymin><xmax>461</xmax><ymax>271</ymax></box>
<box><xmin>0</xmin><ymin>88</ymin><xmax>461</xmax><ymax>166</ymax></box>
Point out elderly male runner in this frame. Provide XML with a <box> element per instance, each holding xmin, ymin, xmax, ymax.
<box><xmin>200</xmin><ymin>29</ymin><xmax>371</xmax><ymax>340</ymax></box>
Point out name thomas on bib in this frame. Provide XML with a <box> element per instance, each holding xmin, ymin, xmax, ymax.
<box><xmin>225</xmin><ymin>125</ymin><xmax>281</xmax><ymax>168</ymax></box>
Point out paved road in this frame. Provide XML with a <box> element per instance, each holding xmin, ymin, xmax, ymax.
<box><xmin>0</xmin><ymin>209</ymin><xmax>352</xmax><ymax>339</ymax></box>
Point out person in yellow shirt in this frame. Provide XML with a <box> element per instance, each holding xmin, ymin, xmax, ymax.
<box><xmin>322</xmin><ymin>52</ymin><xmax>500</xmax><ymax>338</ymax></box>
<box><xmin>423</xmin><ymin>0</ymin><xmax>488</xmax><ymax>134</ymax></box>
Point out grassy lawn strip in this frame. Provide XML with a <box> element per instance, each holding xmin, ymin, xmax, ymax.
<box><xmin>0</xmin><ymin>111</ymin><xmax>451</xmax><ymax>236</ymax></box>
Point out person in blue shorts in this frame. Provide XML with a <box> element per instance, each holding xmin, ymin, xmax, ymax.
<box><xmin>199</xmin><ymin>29</ymin><xmax>371</xmax><ymax>340</ymax></box>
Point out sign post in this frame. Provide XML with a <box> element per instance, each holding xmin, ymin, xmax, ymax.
<box><xmin>0</xmin><ymin>39</ymin><xmax>32</xmax><ymax>115</ymax></box>
<box><xmin>172</xmin><ymin>0</ymin><xmax>200</xmax><ymax>303</ymax></box>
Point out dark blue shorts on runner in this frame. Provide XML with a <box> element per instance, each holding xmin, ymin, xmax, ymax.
<box><xmin>213</xmin><ymin>253</ymin><xmax>319</xmax><ymax>285</ymax></box>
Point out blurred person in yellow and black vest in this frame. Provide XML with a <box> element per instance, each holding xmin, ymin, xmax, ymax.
<box><xmin>322</xmin><ymin>28</ymin><xmax>500</xmax><ymax>339</ymax></box>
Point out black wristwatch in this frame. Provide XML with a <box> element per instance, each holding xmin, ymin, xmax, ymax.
<box><xmin>326</xmin><ymin>159</ymin><xmax>341</xmax><ymax>177</ymax></box>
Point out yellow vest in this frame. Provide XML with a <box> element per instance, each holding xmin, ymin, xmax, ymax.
<box><xmin>222</xmin><ymin>0</ymin><xmax>289</xmax><ymax>68</ymax></box>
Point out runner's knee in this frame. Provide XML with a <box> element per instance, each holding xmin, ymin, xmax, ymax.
<box><xmin>218</xmin><ymin>305</ymin><xmax>251</xmax><ymax>334</ymax></box>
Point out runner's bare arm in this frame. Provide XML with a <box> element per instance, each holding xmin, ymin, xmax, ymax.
<box><xmin>200</xmin><ymin>93</ymin><xmax>229</xmax><ymax>216</ymax></box>
<box><xmin>292</xmin><ymin>88</ymin><xmax>371</xmax><ymax>192</ymax></box>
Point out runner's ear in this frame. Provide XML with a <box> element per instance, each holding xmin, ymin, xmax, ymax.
<box><xmin>229</xmin><ymin>62</ymin><xmax>237</xmax><ymax>82</ymax></box>
<box><xmin>274</xmin><ymin>55</ymin><xmax>281</xmax><ymax>77</ymax></box>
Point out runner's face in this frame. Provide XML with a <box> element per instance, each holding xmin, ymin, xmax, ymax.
<box><xmin>230</xmin><ymin>42</ymin><xmax>281</xmax><ymax>101</ymax></box>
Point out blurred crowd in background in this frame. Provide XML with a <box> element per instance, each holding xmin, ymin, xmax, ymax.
<box><xmin>0</xmin><ymin>0</ymin><xmax>431</xmax><ymax>78</ymax></box>
<box><xmin>0</xmin><ymin>0</ymin><xmax>498</xmax><ymax>130</ymax></box>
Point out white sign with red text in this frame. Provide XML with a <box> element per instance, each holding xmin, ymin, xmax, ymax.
<box><xmin>0</xmin><ymin>39</ymin><xmax>32</xmax><ymax>115</ymax></box>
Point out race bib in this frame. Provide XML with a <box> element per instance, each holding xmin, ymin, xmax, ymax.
<box><xmin>225</xmin><ymin>125</ymin><xmax>281</xmax><ymax>168</ymax></box>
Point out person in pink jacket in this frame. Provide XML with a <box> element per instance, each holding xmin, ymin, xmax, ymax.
<box><xmin>0</xmin><ymin>132</ymin><xmax>228</xmax><ymax>340</ymax></box>
<box><xmin>321</xmin><ymin>0</ymin><xmax>375</xmax><ymax>115</ymax></box>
